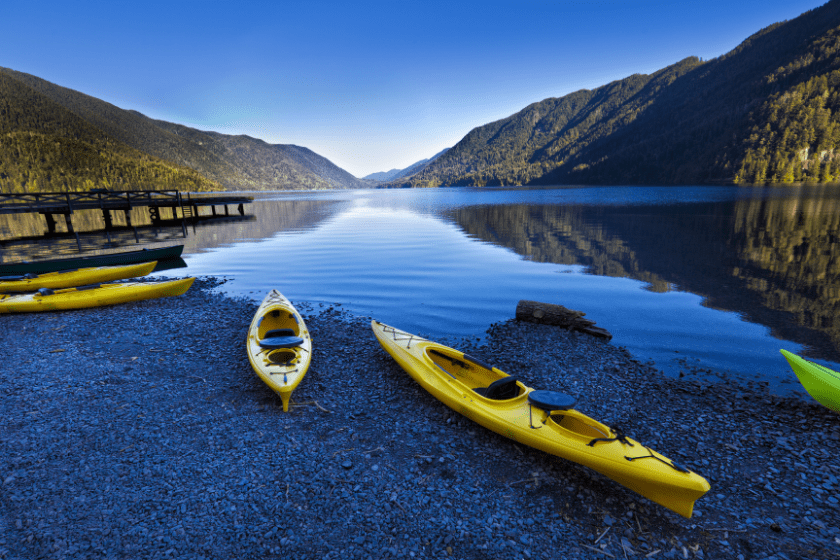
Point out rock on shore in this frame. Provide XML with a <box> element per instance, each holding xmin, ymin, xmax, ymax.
<box><xmin>1</xmin><ymin>277</ymin><xmax>838</xmax><ymax>559</ymax></box>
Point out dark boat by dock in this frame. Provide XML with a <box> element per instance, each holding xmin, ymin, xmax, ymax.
<box><xmin>0</xmin><ymin>244</ymin><xmax>185</xmax><ymax>275</ymax></box>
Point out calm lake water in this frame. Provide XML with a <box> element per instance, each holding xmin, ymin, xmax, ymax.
<box><xmin>3</xmin><ymin>185</ymin><xmax>840</xmax><ymax>398</ymax></box>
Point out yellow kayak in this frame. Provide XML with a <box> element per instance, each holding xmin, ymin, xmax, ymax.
<box><xmin>371</xmin><ymin>320</ymin><xmax>710</xmax><ymax>518</ymax></box>
<box><xmin>0</xmin><ymin>261</ymin><xmax>157</xmax><ymax>292</ymax></box>
<box><xmin>0</xmin><ymin>277</ymin><xmax>194</xmax><ymax>313</ymax></box>
<box><xmin>246</xmin><ymin>290</ymin><xmax>312</xmax><ymax>412</ymax></box>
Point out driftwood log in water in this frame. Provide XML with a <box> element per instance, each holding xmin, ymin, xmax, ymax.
<box><xmin>515</xmin><ymin>299</ymin><xmax>613</xmax><ymax>340</ymax></box>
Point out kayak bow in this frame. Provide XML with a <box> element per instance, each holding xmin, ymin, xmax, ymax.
<box><xmin>780</xmin><ymin>349</ymin><xmax>840</xmax><ymax>413</ymax></box>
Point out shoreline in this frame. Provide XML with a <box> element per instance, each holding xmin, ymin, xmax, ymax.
<box><xmin>1</xmin><ymin>277</ymin><xmax>838</xmax><ymax>559</ymax></box>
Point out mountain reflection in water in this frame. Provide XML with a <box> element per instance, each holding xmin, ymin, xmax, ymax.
<box><xmin>448</xmin><ymin>189</ymin><xmax>840</xmax><ymax>364</ymax></box>
<box><xmin>4</xmin><ymin>187</ymin><xmax>839</xmax><ymax>397</ymax></box>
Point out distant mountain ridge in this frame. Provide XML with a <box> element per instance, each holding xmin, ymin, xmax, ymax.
<box><xmin>364</xmin><ymin>148</ymin><xmax>450</xmax><ymax>182</ymax></box>
<box><xmin>0</xmin><ymin>67</ymin><xmax>368</xmax><ymax>192</ymax></box>
<box><xmin>364</xmin><ymin>169</ymin><xmax>403</xmax><ymax>182</ymax></box>
<box><xmin>394</xmin><ymin>0</ymin><xmax>840</xmax><ymax>187</ymax></box>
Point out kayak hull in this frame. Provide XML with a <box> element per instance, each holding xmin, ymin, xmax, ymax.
<box><xmin>0</xmin><ymin>277</ymin><xmax>194</xmax><ymax>313</ymax></box>
<box><xmin>246</xmin><ymin>290</ymin><xmax>312</xmax><ymax>412</ymax></box>
<box><xmin>780</xmin><ymin>349</ymin><xmax>840</xmax><ymax>413</ymax></box>
<box><xmin>372</xmin><ymin>320</ymin><xmax>710</xmax><ymax>518</ymax></box>
<box><xmin>0</xmin><ymin>244</ymin><xmax>184</xmax><ymax>275</ymax></box>
<box><xmin>0</xmin><ymin>261</ymin><xmax>157</xmax><ymax>292</ymax></box>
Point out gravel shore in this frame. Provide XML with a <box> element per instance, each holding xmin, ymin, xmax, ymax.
<box><xmin>1</xmin><ymin>277</ymin><xmax>838</xmax><ymax>560</ymax></box>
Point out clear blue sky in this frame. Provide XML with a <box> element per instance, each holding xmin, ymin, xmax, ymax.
<box><xmin>1</xmin><ymin>0</ymin><xmax>828</xmax><ymax>177</ymax></box>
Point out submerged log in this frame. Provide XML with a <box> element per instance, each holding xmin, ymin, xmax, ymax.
<box><xmin>515</xmin><ymin>300</ymin><xmax>612</xmax><ymax>340</ymax></box>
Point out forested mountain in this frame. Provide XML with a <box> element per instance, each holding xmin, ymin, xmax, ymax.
<box><xmin>4</xmin><ymin>0</ymin><xmax>839</xmax><ymax>193</ymax></box>
<box><xmin>365</xmin><ymin>148</ymin><xmax>450</xmax><ymax>182</ymax></box>
<box><xmin>0</xmin><ymin>68</ymin><xmax>368</xmax><ymax>192</ymax></box>
<box><xmin>0</xmin><ymin>71</ymin><xmax>221</xmax><ymax>193</ymax></box>
<box><xmin>395</xmin><ymin>0</ymin><xmax>840</xmax><ymax>187</ymax></box>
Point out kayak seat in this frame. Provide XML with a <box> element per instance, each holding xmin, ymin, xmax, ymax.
<box><xmin>264</xmin><ymin>328</ymin><xmax>296</xmax><ymax>338</ymax></box>
<box><xmin>475</xmin><ymin>376</ymin><xmax>519</xmax><ymax>400</ymax></box>
<box><xmin>259</xmin><ymin>335</ymin><xmax>304</xmax><ymax>349</ymax></box>
<box><xmin>528</xmin><ymin>390</ymin><xmax>577</xmax><ymax>411</ymax></box>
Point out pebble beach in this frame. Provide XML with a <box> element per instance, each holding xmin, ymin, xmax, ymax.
<box><xmin>1</xmin><ymin>277</ymin><xmax>839</xmax><ymax>560</ymax></box>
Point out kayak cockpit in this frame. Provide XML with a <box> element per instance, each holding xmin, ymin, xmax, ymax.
<box><xmin>474</xmin><ymin>376</ymin><xmax>520</xmax><ymax>399</ymax></box>
<box><xmin>427</xmin><ymin>347</ymin><xmax>525</xmax><ymax>400</ymax></box>
<box><xmin>521</xmin><ymin>391</ymin><xmax>611</xmax><ymax>440</ymax></box>
<box><xmin>258</xmin><ymin>309</ymin><xmax>300</xmax><ymax>340</ymax></box>
<box><xmin>546</xmin><ymin>412</ymin><xmax>612</xmax><ymax>440</ymax></box>
<box><xmin>523</xmin><ymin>391</ymin><xmax>610</xmax><ymax>439</ymax></box>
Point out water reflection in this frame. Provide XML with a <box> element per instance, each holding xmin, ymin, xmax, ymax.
<box><xmin>448</xmin><ymin>188</ymin><xmax>840</xmax><ymax>363</ymax></box>
<box><xmin>174</xmin><ymin>198</ymin><xmax>339</xmax><ymax>253</ymax></box>
<box><xmin>4</xmin><ymin>186</ymin><xmax>839</xmax><ymax>394</ymax></box>
<box><xmin>0</xmin><ymin>197</ymin><xmax>339</xmax><ymax>262</ymax></box>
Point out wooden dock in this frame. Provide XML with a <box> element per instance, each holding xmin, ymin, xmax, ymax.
<box><xmin>0</xmin><ymin>190</ymin><xmax>253</xmax><ymax>233</ymax></box>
